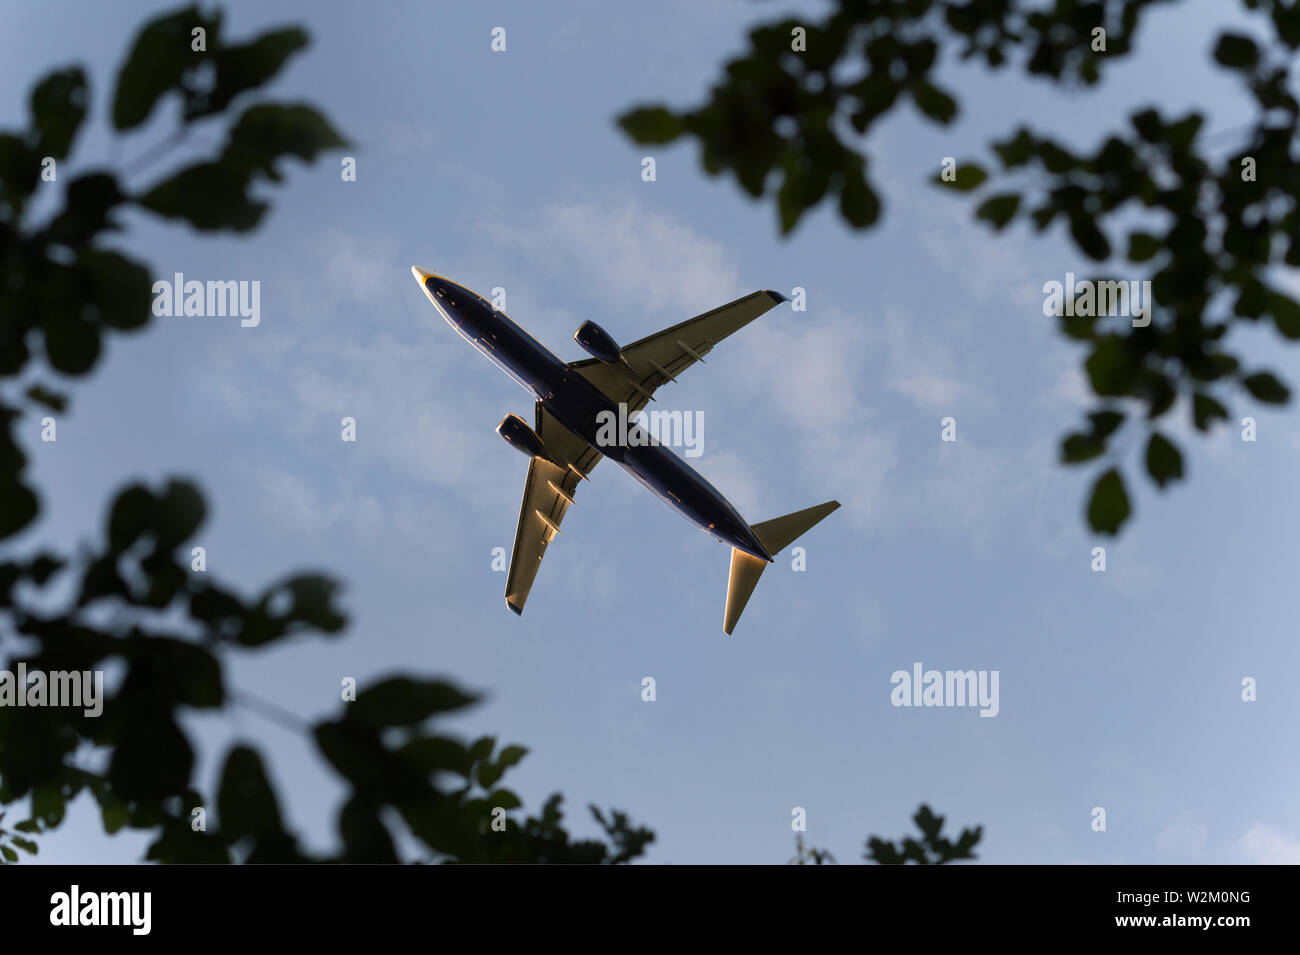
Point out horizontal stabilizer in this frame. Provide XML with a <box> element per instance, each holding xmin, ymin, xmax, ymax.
<box><xmin>751</xmin><ymin>500</ymin><xmax>841</xmax><ymax>554</ymax></box>
<box><xmin>723</xmin><ymin>500</ymin><xmax>841</xmax><ymax>635</ymax></box>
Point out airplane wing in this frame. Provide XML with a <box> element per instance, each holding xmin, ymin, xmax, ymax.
<box><xmin>568</xmin><ymin>289</ymin><xmax>787</xmax><ymax>413</ymax></box>
<box><xmin>503</xmin><ymin>403</ymin><xmax>601</xmax><ymax>615</ymax></box>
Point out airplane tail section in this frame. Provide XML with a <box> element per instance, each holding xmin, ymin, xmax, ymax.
<box><xmin>723</xmin><ymin>500</ymin><xmax>840</xmax><ymax>634</ymax></box>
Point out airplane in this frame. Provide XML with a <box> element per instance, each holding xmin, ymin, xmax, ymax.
<box><xmin>411</xmin><ymin>266</ymin><xmax>840</xmax><ymax>634</ymax></box>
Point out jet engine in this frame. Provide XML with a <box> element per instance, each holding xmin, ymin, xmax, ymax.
<box><xmin>573</xmin><ymin>320</ymin><xmax>621</xmax><ymax>363</ymax></box>
<box><xmin>497</xmin><ymin>413</ymin><xmax>548</xmax><ymax>459</ymax></box>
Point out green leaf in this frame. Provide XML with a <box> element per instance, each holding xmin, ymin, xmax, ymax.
<box><xmin>777</xmin><ymin>166</ymin><xmax>813</xmax><ymax>234</ymax></box>
<box><xmin>1127</xmin><ymin>231</ymin><xmax>1161</xmax><ymax>263</ymax></box>
<box><xmin>1213</xmin><ymin>32</ymin><xmax>1260</xmax><ymax>70</ymax></box>
<box><xmin>1243</xmin><ymin>371</ymin><xmax>1290</xmax><ymax>403</ymax></box>
<box><xmin>1069</xmin><ymin>213</ymin><xmax>1111</xmax><ymax>260</ymax></box>
<box><xmin>24</xmin><ymin>385</ymin><xmax>67</xmax><ymax>412</ymax></box>
<box><xmin>934</xmin><ymin>163</ymin><xmax>986</xmax><ymax>191</ymax></box>
<box><xmin>75</xmin><ymin>248</ymin><xmax>154</xmax><ymax>330</ymax></box>
<box><xmin>31</xmin><ymin>785</ymin><xmax>66</xmax><ymax>827</ymax></box>
<box><xmin>1164</xmin><ymin>114</ymin><xmax>1204</xmax><ymax>151</ymax></box>
<box><xmin>1237</xmin><ymin>280</ymin><xmax>1267</xmax><ymax>318</ymax></box>
<box><xmin>398</xmin><ymin>736</ymin><xmax>473</xmax><ymax>777</ymax></box>
<box><xmin>339</xmin><ymin>797</ymin><xmax>395</xmax><ymax>862</ymax></box>
<box><xmin>1131</xmin><ymin>108</ymin><xmax>1164</xmax><ymax>144</ymax></box>
<box><xmin>1192</xmin><ymin>392</ymin><xmax>1229</xmax><ymax>430</ymax></box>
<box><xmin>1268</xmin><ymin>291</ymin><xmax>1300</xmax><ymax>339</ymax></box>
<box><xmin>0</xmin><ymin>133</ymin><xmax>41</xmax><ymax>219</ymax></box>
<box><xmin>108</xmin><ymin>484</ymin><xmax>153</xmax><ymax>551</ymax></box>
<box><xmin>347</xmin><ymin>678</ymin><xmax>478</xmax><ymax>727</ymax></box>
<box><xmin>974</xmin><ymin>193</ymin><xmax>1020</xmax><ymax>230</ymax></box>
<box><xmin>137</xmin><ymin>161</ymin><xmax>267</xmax><ymax>232</ymax></box>
<box><xmin>1030</xmin><ymin>204</ymin><xmax>1057</xmax><ymax>232</ymax></box>
<box><xmin>991</xmin><ymin>128</ymin><xmax>1034</xmax><ymax>167</ymax></box>
<box><xmin>223</xmin><ymin>103</ymin><xmax>348</xmax><ymax>179</ymax></box>
<box><xmin>29</xmin><ymin>67</ymin><xmax>88</xmax><ymax>159</ymax></box>
<box><xmin>315</xmin><ymin>721</ymin><xmax>429</xmax><ymax>804</ymax></box>
<box><xmin>1085</xmin><ymin>337</ymin><xmax>1134</xmax><ymax>397</ymax></box>
<box><xmin>1088</xmin><ymin>410</ymin><xmax>1125</xmax><ymax>439</ymax></box>
<box><xmin>915</xmin><ymin>805</ymin><xmax>942</xmax><ymax>839</ymax></box>
<box><xmin>0</xmin><ymin>846</ymin><xmax>16</xmax><ymax>863</ymax></box>
<box><xmin>1061</xmin><ymin>433</ymin><xmax>1104</xmax><ymax>463</ymax></box>
<box><xmin>218</xmin><ymin>745</ymin><xmax>283</xmax><ymax>839</ymax></box>
<box><xmin>913</xmin><ymin>83</ymin><xmax>958</xmax><ymax>124</ymax></box>
<box><xmin>45</xmin><ymin>173</ymin><xmax>125</xmax><ymax>246</ymax></box>
<box><xmin>487</xmin><ymin>788</ymin><xmax>522</xmax><ymax>811</ymax></box>
<box><xmin>156</xmin><ymin>479</ymin><xmax>206</xmax><ymax>546</ymax></box>
<box><xmin>1087</xmin><ymin>468</ymin><xmax>1131</xmax><ymax>535</ymax></box>
<box><xmin>1143</xmin><ymin>373</ymin><xmax>1173</xmax><ymax>420</ymax></box>
<box><xmin>477</xmin><ymin>761</ymin><xmax>505</xmax><ymax>790</ymax></box>
<box><xmin>496</xmin><ymin>744</ymin><xmax>528</xmax><ymax>769</ymax></box>
<box><xmin>839</xmin><ymin>170</ymin><xmax>880</xmax><ymax>228</ymax></box>
<box><xmin>42</xmin><ymin>314</ymin><xmax>101</xmax><ymax>375</ymax></box>
<box><xmin>133</xmin><ymin>636</ymin><xmax>223</xmax><ymax>707</ymax></box>
<box><xmin>139</xmin><ymin>103</ymin><xmax>345</xmax><ymax>230</ymax></box>
<box><xmin>0</xmin><ymin>481</ymin><xmax>37</xmax><ymax>540</ymax></box>
<box><xmin>99</xmin><ymin>797</ymin><xmax>129</xmax><ymax>835</ymax></box>
<box><xmin>112</xmin><ymin>6</ymin><xmax>218</xmax><ymax>130</ymax></box>
<box><xmin>616</xmin><ymin>106</ymin><xmax>685</xmax><ymax>144</ymax></box>
<box><xmin>11</xmin><ymin>837</ymin><xmax>37</xmax><ymax>855</ymax></box>
<box><xmin>194</xmin><ymin>28</ymin><xmax>310</xmax><ymax>121</ymax></box>
<box><xmin>1144</xmin><ymin>432</ymin><xmax>1184</xmax><ymax>488</ymax></box>
<box><xmin>253</xmin><ymin>573</ymin><xmax>346</xmax><ymax>637</ymax></box>
<box><xmin>108</xmin><ymin>711</ymin><xmax>194</xmax><ymax>801</ymax></box>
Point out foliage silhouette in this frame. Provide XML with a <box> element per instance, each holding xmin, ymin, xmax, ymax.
<box><xmin>787</xmin><ymin>805</ymin><xmax>982</xmax><ymax>864</ymax></box>
<box><xmin>618</xmin><ymin>0</ymin><xmax>1300</xmax><ymax>535</ymax></box>
<box><xmin>865</xmin><ymin>804</ymin><xmax>983</xmax><ymax>865</ymax></box>
<box><xmin>0</xmin><ymin>4</ymin><xmax>979</xmax><ymax>866</ymax></box>
<box><xmin>0</xmin><ymin>4</ymin><xmax>653</xmax><ymax>864</ymax></box>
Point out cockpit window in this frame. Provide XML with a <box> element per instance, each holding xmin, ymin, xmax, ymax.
<box><xmin>425</xmin><ymin>277</ymin><xmax>487</xmax><ymax>312</ymax></box>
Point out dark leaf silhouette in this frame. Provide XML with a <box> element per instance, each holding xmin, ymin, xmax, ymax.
<box><xmin>866</xmin><ymin>805</ymin><xmax>982</xmax><ymax>865</ymax></box>
<box><xmin>619</xmin><ymin>0</ymin><xmax>1300</xmax><ymax>534</ymax></box>
<box><xmin>1087</xmin><ymin>468</ymin><xmax>1132</xmax><ymax>535</ymax></box>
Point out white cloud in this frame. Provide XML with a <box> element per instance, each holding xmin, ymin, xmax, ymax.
<box><xmin>729</xmin><ymin>304</ymin><xmax>897</xmax><ymax>526</ymax></box>
<box><xmin>195</xmin><ymin>198</ymin><xmax>1084</xmax><ymax>561</ymax></box>
<box><xmin>480</xmin><ymin>195</ymin><xmax>743</xmax><ymax>318</ymax></box>
<box><xmin>691</xmin><ymin>450</ymin><xmax>762</xmax><ymax>518</ymax></box>
<box><xmin>891</xmin><ymin>369</ymin><xmax>967</xmax><ymax>409</ymax></box>
<box><xmin>1239</xmin><ymin>823</ymin><xmax>1300</xmax><ymax>864</ymax></box>
<box><xmin>1155</xmin><ymin>815</ymin><xmax>1208</xmax><ymax>858</ymax></box>
<box><xmin>194</xmin><ymin>228</ymin><xmax>517</xmax><ymax>546</ymax></box>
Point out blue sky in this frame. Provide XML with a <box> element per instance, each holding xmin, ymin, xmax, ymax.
<box><xmin>4</xmin><ymin>0</ymin><xmax>1300</xmax><ymax>864</ymax></box>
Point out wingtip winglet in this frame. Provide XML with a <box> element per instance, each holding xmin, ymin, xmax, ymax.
<box><xmin>506</xmin><ymin>599</ymin><xmax>523</xmax><ymax>616</ymax></box>
<box><xmin>763</xmin><ymin>289</ymin><xmax>787</xmax><ymax>304</ymax></box>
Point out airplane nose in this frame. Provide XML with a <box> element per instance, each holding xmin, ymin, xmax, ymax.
<box><xmin>411</xmin><ymin>265</ymin><xmax>432</xmax><ymax>283</ymax></box>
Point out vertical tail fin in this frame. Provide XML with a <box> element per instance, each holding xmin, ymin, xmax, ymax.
<box><xmin>723</xmin><ymin>500</ymin><xmax>840</xmax><ymax>634</ymax></box>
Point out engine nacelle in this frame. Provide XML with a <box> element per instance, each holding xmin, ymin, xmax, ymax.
<box><xmin>573</xmin><ymin>320</ymin><xmax>621</xmax><ymax>363</ymax></box>
<box><xmin>497</xmin><ymin>413</ymin><xmax>548</xmax><ymax>459</ymax></box>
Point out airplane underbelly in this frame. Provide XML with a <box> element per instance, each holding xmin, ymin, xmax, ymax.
<box><xmin>620</xmin><ymin>444</ymin><xmax>726</xmax><ymax>530</ymax></box>
<box><xmin>619</xmin><ymin>458</ymin><xmax>704</xmax><ymax>526</ymax></box>
<box><xmin>477</xmin><ymin>338</ymin><xmax>547</xmax><ymax>395</ymax></box>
